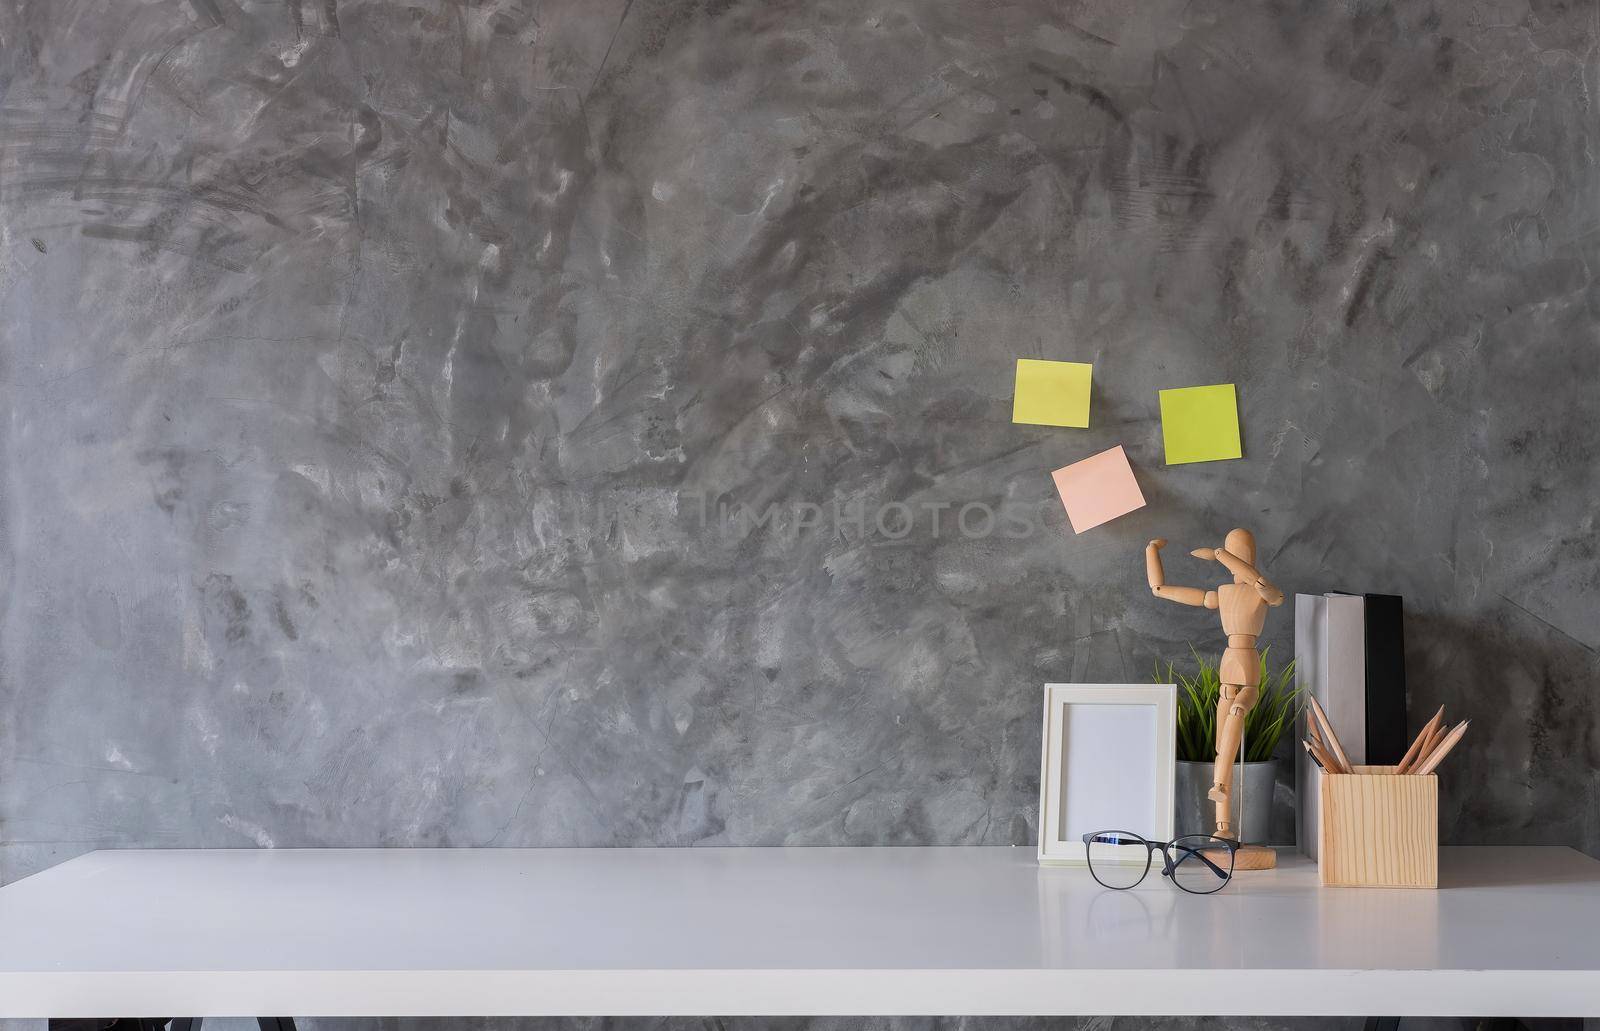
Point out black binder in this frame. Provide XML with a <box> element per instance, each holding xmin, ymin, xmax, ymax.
<box><xmin>1362</xmin><ymin>593</ymin><xmax>1409</xmax><ymax>765</ymax></box>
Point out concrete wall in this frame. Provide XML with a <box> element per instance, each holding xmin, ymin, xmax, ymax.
<box><xmin>2</xmin><ymin>0</ymin><xmax>1597</xmax><ymax>907</ymax></box>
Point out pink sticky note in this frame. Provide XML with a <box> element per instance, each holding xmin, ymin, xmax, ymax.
<box><xmin>1051</xmin><ymin>445</ymin><xmax>1147</xmax><ymax>533</ymax></box>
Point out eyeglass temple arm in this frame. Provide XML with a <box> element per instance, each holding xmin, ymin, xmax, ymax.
<box><xmin>1169</xmin><ymin>843</ymin><xmax>1230</xmax><ymax>879</ymax></box>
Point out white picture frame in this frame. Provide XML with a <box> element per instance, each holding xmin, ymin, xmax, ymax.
<box><xmin>1037</xmin><ymin>683</ymin><xmax>1177</xmax><ymax>867</ymax></box>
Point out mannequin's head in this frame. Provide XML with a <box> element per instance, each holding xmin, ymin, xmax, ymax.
<box><xmin>1225</xmin><ymin>528</ymin><xmax>1256</xmax><ymax>573</ymax></box>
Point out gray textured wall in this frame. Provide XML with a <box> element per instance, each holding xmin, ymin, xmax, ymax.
<box><xmin>2</xmin><ymin>0</ymin><xmax>1598</xmax><ymax>897</ymax></box>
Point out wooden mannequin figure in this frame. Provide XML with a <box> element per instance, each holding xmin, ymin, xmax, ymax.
<box><xmin>1145</xmin><ymin>528</ymin><xmax>1284</xmax><ymax>870</ymax></box>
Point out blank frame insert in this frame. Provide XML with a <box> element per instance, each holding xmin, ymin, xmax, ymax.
<box><xmin>1058</xmin><ymin>702</ymin><xmax>1160</xmax><ymax>840</ymax></box>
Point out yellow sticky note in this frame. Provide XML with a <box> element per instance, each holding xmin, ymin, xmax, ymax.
<box><xmin>1159</xmin><ymin>383</ymin><xmax>1242</xmax><ymax>465</ymax></box>
<box><xmin>1012</xmin><ymin>359</ymin><xmax>1092</xmax><ymax>428</ymax></box>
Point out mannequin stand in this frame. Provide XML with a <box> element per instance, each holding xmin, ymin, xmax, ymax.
<box><xmin>1234</xmin><ymin>845</ymin><xmax>1277</xmax><ymax>870</ymax></box>
<box><xmin>1229</xmin><ymin>723</ymin><xmax>1277</xmax><ymax>871</ymax></box>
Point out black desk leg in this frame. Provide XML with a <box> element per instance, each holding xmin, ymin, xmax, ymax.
<box><xmin>48</xmin><ymin>1018</ymin><xmax>289</xmax><ymax>1031</ymax></box>
<box><xmin>49</xmin><ymin>1022</ymin><xmax>175</xmax><ymax>1031</ymax></box>
<box><xmin>1364</xmin><ymin>1019</ymin><xmax>1583</xmax><ymax>1031</ymax></box>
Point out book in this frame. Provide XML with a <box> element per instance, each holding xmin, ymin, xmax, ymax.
<box><xmin>1362</xmin><ymin>594</ymin><xmax>1409</xmax><ymax>766</ymax></box>
<box><xmin>1295</xmin><ymin>593</ymin><xmax>1367</xmax><ymax>858</ymax></box>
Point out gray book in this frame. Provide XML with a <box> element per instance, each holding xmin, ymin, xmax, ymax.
<box><xmin>1295</xmin><ymin>593</ymin><xmax>1367</xmax><ymax>858</ymax></box>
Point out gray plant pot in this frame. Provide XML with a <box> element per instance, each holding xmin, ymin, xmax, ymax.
<box><xmin>1175</xmin><ymin>759</ymin><xmax>1279</xmax><ymax>842</ymax></box>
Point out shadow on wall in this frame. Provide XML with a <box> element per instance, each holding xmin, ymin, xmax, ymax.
<box><xmin>1405</xmin><ymin>610</ymin><xmax>1599</xmax><ymax>855</ymax></box>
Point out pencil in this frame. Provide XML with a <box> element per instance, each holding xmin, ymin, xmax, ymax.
<box><xmin>1412</xmin><ymin>721</ymin><xmax>1470</xmax><ymax>777</ymax></box>
<box><xmin>1304</xmin><ymin>736</ymin><xmax>1338</xmax><ymax>773</ymax></box>
<box><xmin>1307</xmin><ymin>696</ymin><xmax>1353</xmax><ymax>773</ymax></box>
<box><xmin>1401</xmin><ymin>708</ymin><xmax>1447</xmax><ymax>774</ymax></box>
<box><xmin>1396</xmin><ymin>705</ymin><xmax>1445</xmax><ymax>773</ymax></box>
<box><xmin>1401</xmin><ymin>723</ymin><xmax>1440</xmax><ymax>774</ymax></box>
<box><xmin>1409</xmin><ymin>723</ymin><xmax>1446</xmax><ymax>775</ymax></box>
<box><xmin>1302</xmin><ymin>739</ymin><xmax>1327</xmax><ymax>771</ymax></box>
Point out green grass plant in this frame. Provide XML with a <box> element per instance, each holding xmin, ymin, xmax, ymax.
<box><xmin>1156</xmin><ymin>646</ymin><xmax>1301</xmax><ymax>764</ymax></box>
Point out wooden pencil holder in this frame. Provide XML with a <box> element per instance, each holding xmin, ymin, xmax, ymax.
<box><xmin>1317</xmin><ymin>765</ymin><xmax>1438</xmax><ymax>888</ymax></box>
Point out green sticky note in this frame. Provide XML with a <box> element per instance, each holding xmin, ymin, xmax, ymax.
<box><xmin>1012</xmin><ymin>359</ymin><xmax>1092</xmax><ymax>428</ymax></box>
<box><xmin>1159</xmin><ymin>383</ymin><xmax>1242</xmax><ymax>464</ymax></box>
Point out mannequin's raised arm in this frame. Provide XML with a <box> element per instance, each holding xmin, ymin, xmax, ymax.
<box><xmin>1146</xmin><ymin>539</ymin><xmax>1218</xmax><ymax>609</ymax></box>
<box><xmin>1212</xmin><ymin>547</ymin><xmax>1284</xmax><ymax>606</ymax></box>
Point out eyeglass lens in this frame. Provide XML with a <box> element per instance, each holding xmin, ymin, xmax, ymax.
<box><xmin>1167</xmin><ymin>835</ymin><xmax>1236</xmax><ymax>894</ymax></box>
<box><xmin>1083</xmin><ymin>831</ymin><xmax>1151</xmax><ymax>889</ymax></box>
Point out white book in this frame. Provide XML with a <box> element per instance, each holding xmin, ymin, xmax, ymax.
<box><xmin>1295</xmin><ymin>593</ymin><xmax>1367</xmax><ymax>858</ymax></box>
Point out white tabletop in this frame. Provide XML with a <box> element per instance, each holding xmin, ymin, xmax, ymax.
<box><xmin>1</xmin><ymin>845</ymin><xmax>1598</xmax><ymax>1017</ymax></box>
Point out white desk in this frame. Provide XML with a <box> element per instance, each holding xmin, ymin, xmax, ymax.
<box><xmin>1</xmin><ymin>845</ymin><xmax>1597</xmax><ymax>1018</ymax></box>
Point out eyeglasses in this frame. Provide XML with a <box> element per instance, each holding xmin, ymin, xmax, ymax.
<box><xmin>1080</xmin><ymin>831</ymin><xmax>1237</xmax><ymax>894</ymax></box>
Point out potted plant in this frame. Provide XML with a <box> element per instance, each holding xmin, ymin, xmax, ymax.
<box><xmin>1156</xmin><ymin>646</ymin><xmax>1300</xmax><ymax>842</ymax></box>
